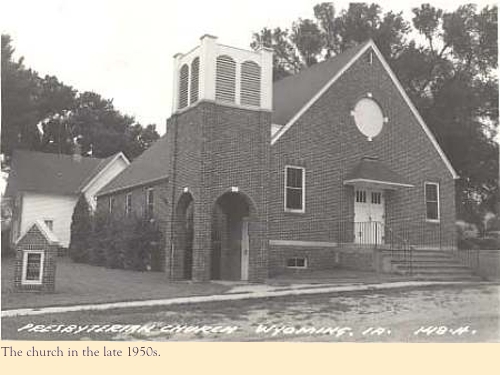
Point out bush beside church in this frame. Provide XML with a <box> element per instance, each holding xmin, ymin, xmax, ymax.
<box><xmin>69</xmin><ymin>196</ymin><xmax>164</xmax><ymax>271</ymax></box>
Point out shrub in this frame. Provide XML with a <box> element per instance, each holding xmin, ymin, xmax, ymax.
<box><xmin>69</xmin><ymin>194</ymin><xmax>92</xmax><ymax>262</ymax></box>
<box><xmin>458</xmin><ymin>236</ymin><xmax>500</xmax><ymax>250</ymax></box>
<box><xmin>1</xmin><ymin>228</ymin><xmax>13</xmax><ymax>256</ymax></box>
<box><xmin>85</xmin><ymin>211</ymin><xmax>164</xmax><ymax>271</ymax></box>
<box><xmin>88</xmin><ymin>210</ymin><xmax>108</xmax><ymax>266</ymax></box>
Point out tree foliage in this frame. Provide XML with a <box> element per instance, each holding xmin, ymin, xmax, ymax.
<box><xmin>251</xmin><ymin>2</ymin><xmax>498</xmax><ymax>226</ymax></box>
<box><xmin>1</xmin><ymin>34</ymin><xmax>159</xmax><ymax>165</ymax></box>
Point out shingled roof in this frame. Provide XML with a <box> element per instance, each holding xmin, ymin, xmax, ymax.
<box><xmin>97</xmin><ymin>135</ymin><xmax>169</xmax><ymax>196</ymax></box>
<box><xmin>5</xmin><ymin>150</ymin><xmax>117</xmax><ymax>197</ymax></box>
<box><xmin>272</xmin><ymin>41</ymin><xmax>370</xmax><ymax>126</ymax></box>
<box><xmin>343</xmin><ymin>157</ymin><xmax>413</xmax><ymax>188</ymax></box>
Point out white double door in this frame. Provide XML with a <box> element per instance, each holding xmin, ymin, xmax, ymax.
<box><xmin>354</xmin><ymin>189</ymin><xmax>385</xmax><ymax>244</ymax></box>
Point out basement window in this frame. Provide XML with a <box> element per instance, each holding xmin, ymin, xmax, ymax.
<box><xmin>22</xmin><ymin>251</ymin><xmax>44</xmax><ymax>285</ymax></box>
<box><xmin>287</xmin><ymin>257</ymin><xmax>307</xmax><ymax>269</ymax></box>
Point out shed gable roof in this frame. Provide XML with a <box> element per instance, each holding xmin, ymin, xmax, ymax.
<box><xmin>5</xmin><ymin>150</ymin><xmax>119</xmax><ymax>197</ymax></box>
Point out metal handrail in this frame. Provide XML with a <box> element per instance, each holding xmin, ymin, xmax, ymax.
<box><xmin>377</xmin><ymin>221</ymin><xmax>413</xmax><ymax>275</ymax></box>
<box><xmin>337</xmin><ymin>221</ymin><xmax>413</xmax><ymax>275</ymax></box>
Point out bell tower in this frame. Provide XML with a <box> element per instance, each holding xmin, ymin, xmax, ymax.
<box><xmin>165</xmin><ymin>35</ymin><xmax>273</xmax><ymax>282</ymax></box>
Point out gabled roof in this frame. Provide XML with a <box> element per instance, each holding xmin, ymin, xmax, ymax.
<box><xmin>270</xmin><ymin>39</ymin><xmax>458</xmax><ymax>180</ymax></box>
<box><xmin>4</xmin><ymin>150</ymin><xmax>120</xmax><ymax>197</ymax></box>
<box><xmin>343</xmin><ymin>157</ymin><xmax>414</xmax><ymax>189</ymax></box>
<box><xmin>97</xmin><ymin>135</ymin><xmax>169</xmax><ymax>196</ymax></box>
<box><xmin>272</xmin><ymin>41</ymin><xmax>370</xmax><ymax>126</ymax></box>
<box><xmin>16</xmin><ymin>220</ymin><xmax>59</xmax><ymax>245</ymax></box>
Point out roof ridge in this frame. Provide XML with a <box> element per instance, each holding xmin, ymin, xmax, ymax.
<box><xmin>12</xmin><ymin>148</ymin><xmax>108</xmax><ymax>161</ymax></box>
<box><xmin>273</xmin><ymin>40</ymin><xmax>371</xmax><ymax>87</ymax></box>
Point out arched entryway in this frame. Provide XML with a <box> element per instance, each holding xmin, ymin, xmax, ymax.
<box><xmin>174</xmin><ymin>192</ymin><xmax>194</xmax><ymax>280</ymax></box>
<box><xmin>211</xmin><ymin>192</ymin><xmax>255</xmax><ymax>281</ymax></box>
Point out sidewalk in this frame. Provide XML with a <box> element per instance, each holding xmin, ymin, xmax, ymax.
<box><xmin>2</xmin><ymin>279</ymin><xmax>491</xmax><ymax>318</ymax></box>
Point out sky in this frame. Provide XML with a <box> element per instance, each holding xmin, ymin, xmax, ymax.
<box><xmin>0</xmin><ymin>0</ymin><xmax>497</xmax><ymax>135</ymax></box>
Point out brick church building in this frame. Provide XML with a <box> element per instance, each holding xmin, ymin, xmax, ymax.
<box><xmin>96</xmin><ymin>35</ymin><xmax>458</xmax><ymax>282</ymax></box>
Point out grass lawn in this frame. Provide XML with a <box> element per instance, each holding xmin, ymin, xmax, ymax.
<box><xmin>1</xmin><ymin>255</ymin><xmax>229</xmax><ymax>310</ymax></box>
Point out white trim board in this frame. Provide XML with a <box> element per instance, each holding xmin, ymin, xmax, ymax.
<box><xmin>271</xmin><ymin>41</ymin><xmax>371</xmax><ymax>146</ymax></box>
<box><xmin>343</xmin><ymin>178</ymin><xmax>414</xmax><ymax>189</ymax></box>
<box><xmin>269</xmin><ymin>240</ymin><xmax>338</xmax><ymax>248</ymax></box>
<box><xmin>21</xmin><ymin>250</ymin><xmax>45</xmax><ymax>285</ymax></box>
<box><xmin>80</xmin><ymin>152</ymin><xmax>130</xmax><ymax>194</ymax></box>
<box><xmin>270</xmin><ymin>40</ymin><xmax>458</xmax><ymax>180</ymax></box>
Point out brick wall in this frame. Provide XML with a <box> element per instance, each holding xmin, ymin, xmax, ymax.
<box><xmin>166</xmin><ymin>102</ymin><xmax>271</xmax><ymax>281</ymax></box>
<box><xmin>476</xmin><ymin>250</ymin><xmax>500</xmax><ymax>280</ymax></box>
<box><xmin>269</xmin><ymin>246</ymin><xmax>339</xmax><ymax>276</ymax></box>
<box><xmin>97</xmin><ymin>180</ymin><xmax>169</xmax><ymax>224</ymax></box>
<box><xmin>269</xmin><ymin>47</ymin><xmax>456</xmax><ymax>270</ymax></box>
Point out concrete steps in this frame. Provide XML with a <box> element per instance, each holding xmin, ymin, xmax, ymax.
<box><xmin>389</xmin><ymin>249</ymin><xmax>481</xmax><ymax>280</ymax></box>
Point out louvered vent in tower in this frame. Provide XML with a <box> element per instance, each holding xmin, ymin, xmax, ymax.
<box><xmin>215</xmin><ymin>55</ymin><xmax>236</xmax><ymax>103</ymax></box>
<box><xmin>240</xmin><ymin>60</ymin><xmax>261</xmax><ymax>107</ymax></box>
<box><xmin>179</xmin><ymin>64</ymin><xmax>189</xmax><ymax>109</ymax></box>
<box><xmin>190</xmin><ymin>57</ymin><xmax>200</xmax><ymax>104</ymax></box>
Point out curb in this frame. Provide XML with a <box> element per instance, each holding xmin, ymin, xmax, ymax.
<box><xmin>1</xmin><ymin>280</ymin><xmax>492</xmax><ymax>318</ymax></box>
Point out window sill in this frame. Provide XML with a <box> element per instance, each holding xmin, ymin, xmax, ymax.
<box><xmin>21</xmin><ymin>280</ymin><xmax>43</xmax><ymax>285</ymax></box>
<box><xmin>284</xmin><ymin>209</ymin><xmax>306</xmax><ymax>215</ymax></box>
<box><xmin>425</xmin><ymin>219</ymin><xmax>441</xmax><ymax>224</ymax></box>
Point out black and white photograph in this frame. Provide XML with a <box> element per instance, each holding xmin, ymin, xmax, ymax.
<box><xmin>1</xmin><ymin>0</ymin><xmax>499</xmax><ymax>343</ymax></box>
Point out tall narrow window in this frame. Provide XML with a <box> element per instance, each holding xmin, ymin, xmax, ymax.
<box><xmin>285</xmin><ymin>166</ymin><xmax>305</xmax><ymax>212</ymax></box>
<box><xmin>146</xmin><ymin>188</ymin><xmax>154</xmax><ymax>218</ymax></box>
<box><xmin>125</xmin><ymin>193</ymin><xmax>132</xmax><ymax>217</ymax></box>
<box><xmin>240</xmin><ymin>60</ymin><xmax>261</xmax><ymax>107</ymax></box>
<box><xmin>109</xmin><ymin>197</ymin><xmax>114</xmax><ymax>214</ymax></box>
<box><xmin>425</xmin><ymin>182</ymin><xmax>440</xmax><ymax>221</ymax></box>
<box><xmin>179</xmin><ymin>64</ymin><xmax>189</xmax><ymax>109</ymax></box>
<box><xmin>190</xmin><ymin>57</ymin><xmax>200</xmax><ymax>104</ymax></box>
<box><xmin>215</xmin><ymin>55</ymin><xmax>236</xmax><ymax>103</ymax></box>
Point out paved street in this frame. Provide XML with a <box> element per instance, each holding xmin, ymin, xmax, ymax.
<box><xmin>2</xmin><ymin>284</ymin><xmax>499</xmax><ymax>342</ymax></box>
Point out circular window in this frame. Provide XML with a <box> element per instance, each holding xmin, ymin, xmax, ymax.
<box><xmin>352</xmin><ymin>98</ymin><xmax>384</xmax><ymax>140</ymax></box>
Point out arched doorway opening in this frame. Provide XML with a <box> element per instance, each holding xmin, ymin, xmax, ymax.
<box><xmin>211</xmin><ymin>192</ymin><xmax>255</xmax><ymax>281</ymax></box>
<box><xmin>174</xmin><ymin>192</ymin><xmax>194</xmax><ymax>280</ymax></box>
